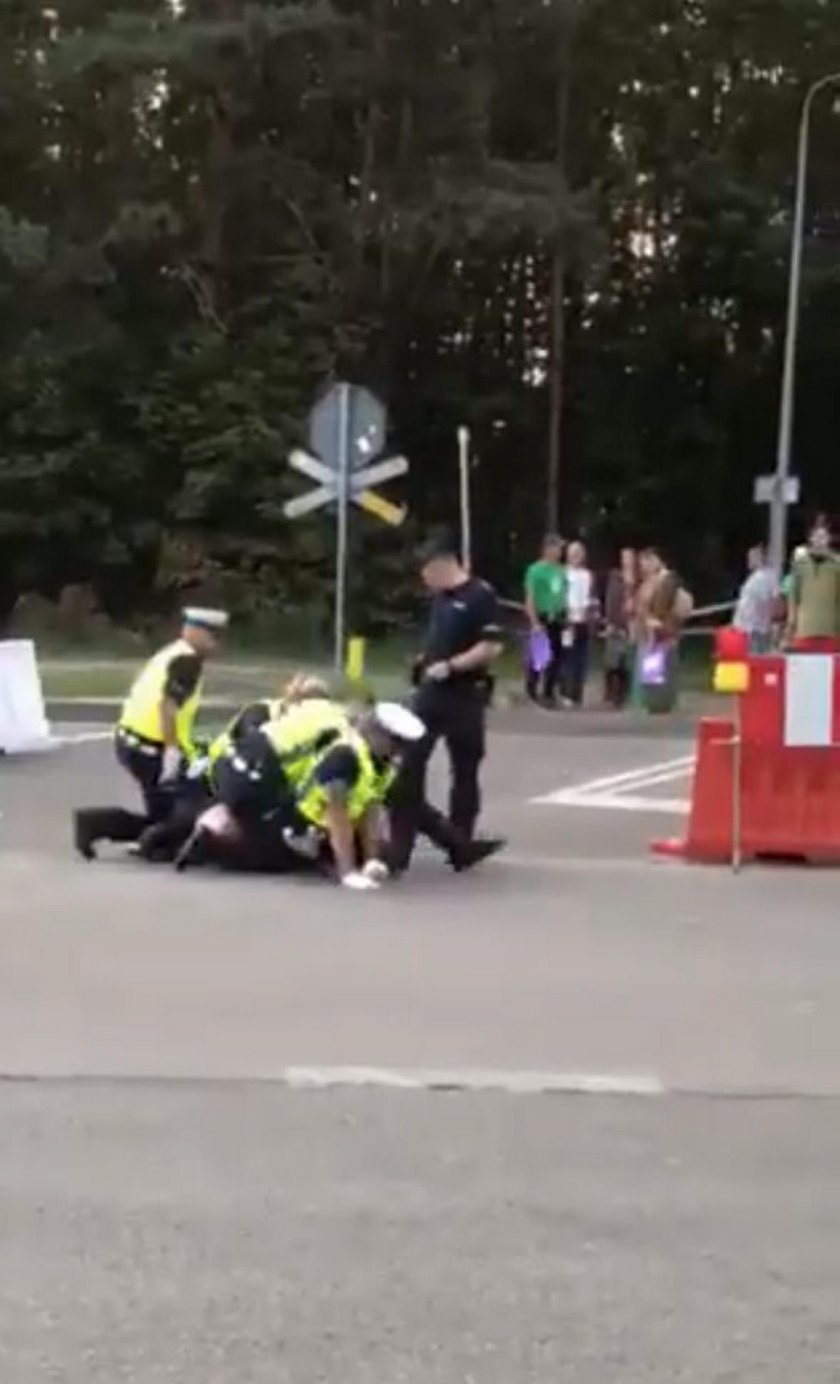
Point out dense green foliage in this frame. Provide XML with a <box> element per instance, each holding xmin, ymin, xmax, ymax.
<box><xmin>1</xmin><ymin>0</ymin><xmax>839</xmax><ymax>631</ymax></box>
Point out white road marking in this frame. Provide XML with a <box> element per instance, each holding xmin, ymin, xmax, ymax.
<box><xmin>532</xmin><ymin>753</ymin><xmax>694</xmax><ymax>803</ymax></box>
<box><xmin>531</xmin><ymin>752</ymin><xmax>693</xmax><ymax>815</ymax></box>
<box><xmin>538</xmin><ymin>791</ymin><xmax>689</xmax><ymax>814</ymax></box>
<box><xmin>53</xmin><ymin>730</ymin><xmax>112</xmax><ymax>746</ymax></box>
<box><xmin>283</xmin><ymin>1067</ymin><xmax>665</xmax><ymax>1096</ymax></box>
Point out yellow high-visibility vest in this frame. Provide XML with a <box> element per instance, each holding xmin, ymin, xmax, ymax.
<box><xmin>296</xmin><ymin>731</ymin><xmax>395</xmax><ymax>828</ymax></box>
<box><xmin>118</xmin><ymin>639</ymin><xmax>202</xmax><ymax>754</ymax></box>
<box><xmin>207</xmin><ymin>698</ymin><xmax>283</xmax><ymax>768</ymax></box>
<box><xmin>261</xmin><ymin>698</ymin><xmax>350</xmax><ymax>788</ymax></box>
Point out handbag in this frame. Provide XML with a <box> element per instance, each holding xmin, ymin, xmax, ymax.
<box><xmin>526</xmin><ymin>627</ymin><xmax>552</xmax><ymax>674</ymax></box>
<box><xmin>639</xmin><ymin>642</ymin><xmax>668</xmax><ymax>687</ymax></box>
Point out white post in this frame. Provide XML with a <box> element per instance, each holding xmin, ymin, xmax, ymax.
<box><xmin>457</xmin><ymin>425</ymin><xmax>472</xmax><ymax>573</ymax></box>
<box><xmin>770</xmin><ymin>73</ymin><xmax>840</xmax><ymax>576</ymax></box>
<box><xmin>334</xmin><ymin>383</ymin><xmax>351</xmax><ymax>673</ymax></box>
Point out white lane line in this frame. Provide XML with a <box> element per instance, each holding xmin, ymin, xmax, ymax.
<box><xmin>283</xmin><ymin>1067</ymin><xmax>664</xmax><ymax>1096</ymax></box>
<box><xmin>538</xmin><ymin>791</ymin><xmax>689</xmax><ymax>814</ymax></box>
<box><xmin>624</xmin><ymin>765</ymin><xmax>694</xmax><ymax>791</ymax></box>
<box><xmin>53</xmin><ymin>730</ymin><xmax>112</xmax><ymax>746</ymax></box>
<box><xmin>531</xmin><ymin>754</ymin><xmax>694</xmax><ymax>804</ymax></box>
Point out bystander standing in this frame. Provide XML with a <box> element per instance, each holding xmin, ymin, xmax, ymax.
<box><xmin>523</xmin><ymin>535</ymin><xmax>567</xmax><ymax>706</ymax></box>
<box><xmin>603</xmin><ymin>547</ymin><xmax>638</xmax><ymax>708</ymax></box>
<box><xmin>561</xmin><ymin>540</ymin><xmax>597</xmax><ymax>707</ymax></box>
<box><xmin>634</xmin><ymin>548</ymin><xmax>692</xmax><ymax>713</ymax></box>
<box><xmin>785</xmin><ymin>517</ymin><xmax>840</xmax><ymax>652</ymax></box>
<box><xmin>733</xmin><ymin>543</ymin><xmax>778</xmax><ymax>654</ymax></box>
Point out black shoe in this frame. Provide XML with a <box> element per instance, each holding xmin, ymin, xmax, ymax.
<box><xmin>174</xmin><ymin>826</ymin><xmax>211</xmax><ymax>874</ymax></box>
<box><xmin>450</xmin><ymin>837</ymin><xmax>505</xmax><ymax>873</ymax></box>
<box><xmin>73</xmin><ymin>811</ymin><xmax>97</xmax><ymax>862</ymax></box>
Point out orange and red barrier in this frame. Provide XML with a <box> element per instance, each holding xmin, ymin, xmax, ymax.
<box><xmin>652</xmin><ymin>633</ymin><xmax>840</xmax><ymax>866</ymax></box>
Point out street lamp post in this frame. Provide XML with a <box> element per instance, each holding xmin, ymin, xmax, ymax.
<box><xmin>769</xmin><ymin>72</ymin><xmax>840</xmax><ymax>575</ymax></box>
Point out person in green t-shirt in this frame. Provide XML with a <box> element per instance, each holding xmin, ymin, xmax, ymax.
<box><xmin>524</xmin><ymin>535</ymin><xmax>567</xmax><ymax>704</ymax></box>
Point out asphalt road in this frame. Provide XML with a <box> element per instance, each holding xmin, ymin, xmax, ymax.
<box><xmin>1</xmin><ymin>713</ymin><xmax>839</xmax><ymax>1381</ymax></box>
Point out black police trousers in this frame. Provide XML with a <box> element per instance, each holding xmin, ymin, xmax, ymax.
<box><xmin>74</xmin><ymin>734</ymin><xmax>195</xmax><ymax>856</ymax></box>
<box><xmin>388</xmin><ymin>681</ymin><xmax>486</xmax><ymax>870</ymax></box>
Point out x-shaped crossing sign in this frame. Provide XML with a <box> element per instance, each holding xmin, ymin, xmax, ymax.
<box><xmin>284</xmin><ymin>449</ymin><xmax>408</xmax><ymax>526</ymax></box>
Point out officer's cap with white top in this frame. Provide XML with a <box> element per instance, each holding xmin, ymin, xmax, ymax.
<box><xmin>182</xmin><ymin>606</ymin><xmax>229</xmax><ymax>632</ymax></box>
<box><xmin>372</xmin><ymin>701</ymin><xmax>425</xmax><ymax>743</ymax></box>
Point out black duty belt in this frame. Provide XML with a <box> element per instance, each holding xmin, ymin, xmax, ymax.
<box><xmin>116</xmin><ymin>726</ymin><xmax>164</xmax><ymax>757</ymax></box>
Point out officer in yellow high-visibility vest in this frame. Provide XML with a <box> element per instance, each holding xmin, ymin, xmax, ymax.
<box><xmin>205</xmin><ymin>673</ymin><xmax>332</xmax><ymax>776</ymax></box>
<box><xmin>293</xmin><ymin>702</ymin><xmax>425</xmax><ymax>890</ymax></box>
<box><xmin>176</xmin><ymin>701</ymin><xmax>424</xmax><ymax>885</ymax></box>
<box><xmin>135</xmin><ymin>674</ymin><xmax>336</xmax><ymax>865</ymax></box>
<box><xmin>174</xmin><ymin>687</ymin><xmax>350</xmax><ymax>871</ymax></box>
<box><xmin>72</xmin><ymin>606</ymin><xmax>228</xmax><ymax>860</ymax></box>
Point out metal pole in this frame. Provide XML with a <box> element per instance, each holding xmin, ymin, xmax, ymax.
<box><xmin>770</xmin><ymin>73</ymin><xmax>840</xmax><ymax>576</ymax></box>
<box><xmin>546</xmin><ymin>1</ymin><xmax>575</xmax><ymax>532</ymax></box>
<box><xmin>334</xmin><ymin>383</ymin><xmax>351</xmax><ymax>674</ymax></box>
<box><xmin>731</xmin><ymin>701</ymin><xmax>742</xmax><ymax>875</ymax></box>
<box><xmin>457</xmin><ymin>425</ymin><xmax>472</xmax><ymax>572</ymax></box>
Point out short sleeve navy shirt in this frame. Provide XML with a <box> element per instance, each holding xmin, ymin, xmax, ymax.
<box><xmin>422</xmin><ymin>578</ymin><xmax>503</xmax><ymax>672</ymax></box>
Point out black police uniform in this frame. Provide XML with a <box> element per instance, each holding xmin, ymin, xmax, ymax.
<box><xmin>388</xmin><ymin>575</ymin><xmax>502</xmax><ymax>869</ymax></box>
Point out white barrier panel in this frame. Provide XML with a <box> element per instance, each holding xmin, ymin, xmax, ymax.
<box><xmin>0</xmin><ymin>640</ymin><xmax>53</xmax><ymax>753</ymax></box>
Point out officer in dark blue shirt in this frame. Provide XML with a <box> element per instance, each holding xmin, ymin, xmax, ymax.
<box><xmin>388</xmin><ymin>530</ymin><xmax>505</xmax><ymax>873</ymax></box>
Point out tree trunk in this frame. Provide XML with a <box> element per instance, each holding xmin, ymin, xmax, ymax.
<box><xmin>546</xmin><ymin>3</ymin><xmax>574</xmax><ymax>532</ymax></box>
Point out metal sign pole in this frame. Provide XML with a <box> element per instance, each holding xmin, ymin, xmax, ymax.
<box><xmin>334</xmin><ymin>383</ymin><xmax>351</xmax><ymax>674</ymax></box>
<box><xmin>457</xmin><ymin>425</ymin><xmax>472</xmax><ymax>573</ymax></box>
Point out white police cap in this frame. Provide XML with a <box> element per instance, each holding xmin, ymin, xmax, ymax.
<box><xmin>373</xmin><ymin>701</ymin><xmax>425</xmax><ymax>743</ymax></box>
<box><xmin>182</xmin><ymin>606</ymin><xmax>229</xmax><ymax>631</ymax></box>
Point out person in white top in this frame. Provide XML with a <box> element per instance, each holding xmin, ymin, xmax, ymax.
<box><xmin>733</xmin><ymin>543</ymin><xmax>778</xmax><ymax>654</ymax></box>
<box><xmin>561</xmin><ymin>540</ymin><xmax>597</xmax><ymax>705</ymax></box>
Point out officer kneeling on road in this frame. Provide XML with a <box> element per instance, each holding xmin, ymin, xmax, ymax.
<box><xmin>295</xmin><ymin>701</ymin><xmax>426</xmax><ymax>890</ymax></box>
<box><xmin>387</xmin><ymin>530</ymin><xmax>505</xmax><ymax>875</ymax></box>
<box><xmin>181</xmin><ymin>701</ymin><xmax>424</xmax><ymax>890</ymax></box>
<box><xmin>73</xmin><ymin>607</ymin><xmax>228</xmax><ymax>861</ymax></box>
<box><xmin>175</xmin><ymin>688</ymin><xmax>352</xmax><ymax>873</ymax></box>
<box><xmin>139</xmin><ymin>673</ymin><xmax>335</xmax><ymax>863</ymax></box>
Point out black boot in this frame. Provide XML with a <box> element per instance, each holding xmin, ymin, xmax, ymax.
<box><xmin>73</xmin><ymin>809</ymin><xmax>98</xmax><ymax>861</ymax></box>
<box><xmin>73</xmin><ymin>807</ymin><xmax>146</xmax><ymax>862</ymax></box>
<box><xmin>415</xmin><ymin>804</ymin><xmax>505</xmax><ymax>874</ymax></box>
<box><xmin>450</xmin><ymin>836</ymin><xmax>506</xmax><ymax>873</ymax></box>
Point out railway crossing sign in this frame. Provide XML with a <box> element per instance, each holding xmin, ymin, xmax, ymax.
<box><xmin>283</xmin><ymin>383</ymin><xmax>410</xmax><ymax>669</ymax></box>
<box><xmin>284</xmin><ymin>448</ymin><xmax>408</xmax><ymax>524</ymax></box>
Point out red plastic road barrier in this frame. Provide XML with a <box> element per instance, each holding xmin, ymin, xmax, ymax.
<box><xmin>651</xmin><ymin>717</ymin><xmax>734</xmax><ymax>863</ymax></box>
<box><xmin>652</xmin><ymin>656</ymin><xmax>840</xmax><ymax>865</ymax></box>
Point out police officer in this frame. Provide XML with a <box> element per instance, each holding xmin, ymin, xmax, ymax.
<box><xmin>175</xmin><ymin>688</ymin><xmax>350</xmax><ymax>872</ymax></box>
<box><xmin>293</xmin><ymin>702</ymin><xmax>425</xmax><ymax>889</ymax></box>
<box><xmin>72</xmin><ymin>606</ymin><xmax>228</xmax><ymax>859</ymax></box>
<box><xmin>182</xmin><ymin>701</ymin><xmax>421</xmax><ymax>890</ymax></box>
<box><xmin>388</xmin><ymin>531</ymin><xmax>505</xmax><ymax>873</ymax></box>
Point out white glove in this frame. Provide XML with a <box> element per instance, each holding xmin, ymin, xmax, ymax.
<box><xmin>160</xmin><ymin>746</ymin><xmax>183</xmax><ymax>784</ymax></box>
<box><xmin>187</xmin><ymin>755</ymin><xmax>209</xmax><ymax>781</ymax></box>
<box><xmin>362</xmin><ymin>859</ymin><xmax>390</xmax><ymax>884</ymax></box>
<box><xmin>423</xmin><ymin>660</ymin><xmax>451</xmax><ymax>683</ymax></box>
<box><xmin>341</xmin><ymin>870</ymin><xmax>380</xmax><ymax>892</ymax></box>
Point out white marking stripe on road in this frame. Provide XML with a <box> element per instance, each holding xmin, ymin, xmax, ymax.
<box><xmin>283</xmin><ymin>1067</ymin><xmax>665</xmax><ymax>1096</ymax></box>
<box><xmin>532</xmin><ymin>753</ymin><xmax>694</xmax><ymax>804</ymax></box>
<box><xmin>53</xmin><ymin>730</ymin><xmax>113</xmax><ymax>746</ymax></box>
<box><xmin>538</xmin><ymin>791</ymin><xmax>689</xmax><ymax>814</ymax></box>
